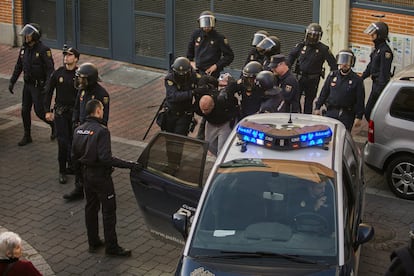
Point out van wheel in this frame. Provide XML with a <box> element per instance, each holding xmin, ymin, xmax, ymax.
<box><xmin>386</xmin><ymin>155</ymin><xmax>414</xmax><ymax>200</ymax></box>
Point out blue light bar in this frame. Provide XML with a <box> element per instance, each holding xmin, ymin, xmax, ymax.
<box><xmin>236</xmin><ymin>122</ymin><xmax>332</xmax><ymax>150</ymax></box>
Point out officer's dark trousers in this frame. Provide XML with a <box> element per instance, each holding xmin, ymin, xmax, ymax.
<box><xmin>83</xmin><ymin>167</ymin><xmax>118</xmax><ymax>249</ymax></box>
<box><xmin>55</xmin><ymin>110</ymin><xmax>73</xmax><ymax>173</ymax></box>
<box><xmin>364</xmin><ymin>81</ymin><xmax>385</xmax><ymax>121</ymax></box>
<box><xmin>21</xmin><ymin>83</ymin><xmax>52</xmax><ymax>135</ymax></box>
<box><xmin>326</xmin><ymin>108</ymin><xmax>355</xmax><ymax>131</ymax></box>
<box><xmin>299</xmin><ymin>76</ymin><xmax>320</xmax><ymax>114</ymax></box>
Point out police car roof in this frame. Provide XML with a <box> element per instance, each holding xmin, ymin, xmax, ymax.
<box><xmin>219</xmin><ymin>113</ymin><xmax>347</xmax><ymax>171</ymax></box>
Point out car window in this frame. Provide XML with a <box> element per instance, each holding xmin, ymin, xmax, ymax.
<box><xmin>190</xmin><ymin>159</ymin><xmax>338</xmax><ymax>261</ymax></box>
<box><xmin>390</xmin><ymin>87</ymin><xmax>414</xmax><ymax>122</ymax></box>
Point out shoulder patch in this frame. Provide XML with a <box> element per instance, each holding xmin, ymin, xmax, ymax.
<box><xmin>285</xmin><ymin>85</ymin><xmax>292</xmax><ymax>92</ymax></box>
<box><xmin>224</xmin><ymin>38</ymin><xmax>229</xmax><ymax>45</ymax></box>
<box><xmin>47</xmin><ymin>50</ymin><xmax>52</xmax><ymax>57</ymax></box>
<box><xmin>103</xmin><ymin>97</ymin><xmax>109</xmax><ymax>104</ymax></box>
<box><xmin>385</xmin><ymin>52</ymin><xmax>392</xmax><ymax>59</ymax></box>
<box><xmin>59</xmin><ymin>77</ymin><xmax>64</xmax><ymax>83</ymax></box>
<box><xmin>196</xmin><ymin>73</ymin><xmax>202</xmax><ymax>79</ymax></box>
<box><xmin>167</xmin><ymin>80</ymin><xmax>174</xmax><ymax>86</ymax></box>
<box><xmin>36</xmin><ymin>52</ymin><xmax>40</xmax><ymax>58</ymax></box>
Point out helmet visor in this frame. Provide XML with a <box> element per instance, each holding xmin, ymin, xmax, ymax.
<box><xmin>336</xmin><ymin>52</ymin><xmax>354</xmax><ymax>66</ymax></box>
<box><xmin>364</xmin><ymin>23</ymin><xmax>378</xmax><ymax>35</ymax></box>
<box><xmin>305</xmin><ymin>31</ymin><xmax>321</xmax><ymax>44</ymax></box>
<box><xmin>19</xmin><ymin>24</ymin><xmax>39</xmax><ymax>37</ymax></box>
<box><xmin>74</xmin><ymin>74</ymin><xmax>88</xmax><ymax>90</ymax></box>
<box><xmin>256</xmin><ymin>37</ymin><xmax>276</xmax><ymax>51</ymax></box>
<box><xmin>252</xmin><ymin>33</ymin><xmax>267</xmax><ymax>47</ymax></box>
<box><xmin>199</xmin><ymin>15</ymin><xmax>215</xmax><ymax>28</ymax></box>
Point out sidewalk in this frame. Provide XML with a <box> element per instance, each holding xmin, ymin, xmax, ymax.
<box><xmin>1</xmin><ymin>43</ymin><xmax>413</xmax><ymax>275</ymax></box>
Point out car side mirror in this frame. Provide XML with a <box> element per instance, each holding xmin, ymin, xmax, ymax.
<box><xmin>355</xmin><ymin>223</ymin><xmax>375</xmax><ymax>247</ymax></box>
<box><xmin>172</xmin><ymin>212</ymin><xmax>188</xmax><ymax>239</ymax></box>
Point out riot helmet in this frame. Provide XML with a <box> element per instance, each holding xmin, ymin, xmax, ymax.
<box><xmin>251</xmin><ymin>30</ymin><xmax>269</xmax><ymax>47</ymax></box>
<box><xmin>305</xmin><ymin>23</ymin><xmax>323</xmax><ymax>45</ymax></box>
<box><xmin>242</xmin><ymin>61</ymin><xmax>263</xmax><ymax>91</ymax></box>
<box><xmin>255</xmin><ymin>70</ymin><xmax>275</xmax><ymax>91</ymax></box>
<box><xmin>19</xmin><ymin>23</ymin><xmax>41</xmax><ymax>43</ymax></box>
<box><xmin>364</xmin><ymin>21</ymin><xmax>389</xmax><ymax>42</ymax></box>
<box><xmin>171</xmin><ymin>57</ymin><xmax>192</xmax><ymax>86</ymax></box>
<box><xmin>336</xmin><ymin>49</ymin><xmax>355</xmax><ymax>74</ymax></box>
<box><xmin>257</xmin><ymin>35</ymin><xmax>281</xmax><ymax>57</ymax></box>
<box><xmin>198</xmin><ymin>11</ymin><xmax>216</xmax><ymax>28</ymax></box>
<box><xmin>74</xmin><ymin>62</ymin><xmax>100</xmax><ymax>89</ymax></box>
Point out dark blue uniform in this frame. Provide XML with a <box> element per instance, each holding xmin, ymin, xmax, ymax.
<box><xmin>10</xmin><ymin>41</ymin><xmax>55</xmax><ymax>137</ymax></box>
<box><xmin>316</xmin><ymin>70</ymin><xmax>365</xmax><ymax>131</ymax></box>
<box><xmin>287</xmin><ymin>41</ymin><xmax>337</xmax><ymax>114</ymax></box>
<box><xmin>187</xmin><ymin>29</ymin><xmax>234</xmax><ymax>78</ymax></box>
<box><xmin>235</xmin><ymin>84</ymin><xmax>265</xmax><ymax>119</ymax></box>
<box><xmin>276</xmin><ymin>70</ymin><xmax>301</xmax><ymax>113</ymax></box>
<box><xmin>362</xmin><ymin>41</ymin><xmax>393</xmax><ymax>121</ymax></box>
<box><xmin>164</xmin><ymin>71</ymin><xmax>200</xmax><ymax>135</ymax></box>
<box><xmin>72</xmin><ymin>116</ymin><xmax>134</xmax><ymax>251</ymax></box>
<box><xmin>72</xmin><ymin>83</ymin><xmax>110</xmax><ymax>125</ymax></box>
<box><xmin>44</xmin><ymin>66</ymin><xmax>78</xmax><ymax>174</ymax></box>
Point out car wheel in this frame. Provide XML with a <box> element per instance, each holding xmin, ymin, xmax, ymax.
<box><xmin>386</xmin><ymin>155</ymin><xmax>414</xmax><ymax>200</ymax></box>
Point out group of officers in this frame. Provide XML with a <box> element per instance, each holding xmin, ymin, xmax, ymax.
<box><xmin>5</xmin><ymin>11</ymin><xmax>393</xmax><ymax>258</ymax></box>
<box><xmin>160</xmin><ymin>10</ymin><xmax>393</xmax><ymax>156</ymax></box>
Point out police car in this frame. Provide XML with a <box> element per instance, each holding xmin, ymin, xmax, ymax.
<box><xmin>130</xmin><ymin>113</ymin><xmax>374</xmax><ymax>275</ymax></box>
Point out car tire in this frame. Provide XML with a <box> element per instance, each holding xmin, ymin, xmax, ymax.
<box><xmin>386</xmin><ymin>155</ymin><xmax>414</xmax><ymax>200</ymax></box>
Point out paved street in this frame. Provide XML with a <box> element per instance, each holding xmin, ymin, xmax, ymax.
<box><xmin>1</xmin><ymin>43</ymin><xmax>413</xmax><ymax>275</ymax></box>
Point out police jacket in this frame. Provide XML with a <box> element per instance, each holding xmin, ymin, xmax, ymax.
<box><xmin>316</xmin><ymin>70</ymin><xmax>365</xmax><ymax>119</ymax></box>
<box><xmin>72</xmin><ymin>83</ymin><xmax>110</xmax><ymax>125</ymax></box>
<box><xmin>362</xmin><ymin>40</ymin><xmax>393</xmax><ymax>89</ymax></box>
<box><xmin>186</xmin><ymin>29</ymin><xmax>234</xmax><ymax>72</ymax></box>
<box><xmin>287</xmin><ymin>41</ymin><xmax>336</xmax><ymax>76</ymax></box>
<box><xmin>44</xmin><ymin>66</ymin><xmax>78</xmax><ymax>111</ymax></box>
<box><xmin>276</xmin><ymin>70</ymin><xmax>301</xmax><ymax>113</ymax></box>
<box><xmin>235</xmin><ymin>84</ymin><xmax>265</xmax><ymax>119</ymax></box>
<box><xmin>164</xmin><ymin>71</ymin><xmax>200</xmax><ymax>114</ymax></box>
<box><xmin>72</xmin><ymin>116</ymin><xmax>134</xmax><ymax>171</ymax></box>
<box><xmin>10</xmin><ymin>41</ymin><xmax>55</xmax><ymax>86</ymax></box>
<box><xmin>242</xmin><ymin>48</ymin><xmax>266</xmax><ymax>69</ymax></box>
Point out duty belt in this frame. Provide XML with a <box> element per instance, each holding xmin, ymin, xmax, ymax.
<box><xmin>300</xmin><ymin>72</ymin><xmax>321</xmax><ymax>79</ymax></box>
<box><xmin>54</xmin><ymin>105</ymin><xmax>74</xmax><ymax>115</ymax></box>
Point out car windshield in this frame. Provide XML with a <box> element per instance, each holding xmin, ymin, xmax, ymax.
<box><xmin>190</xmin><ymin>158</ymin><xmax>337</xmax><ymax>263</ymax></box>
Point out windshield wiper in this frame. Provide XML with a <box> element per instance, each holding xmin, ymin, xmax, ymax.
<box><xmin>219</xmin><ymin>158</ymin><xmax>268</xmax><ymax>168</ymax></box>
<box><xmin>196</xmin><ymin>250</ymin><xmax>319</xmax><ymax>264</ymax></box>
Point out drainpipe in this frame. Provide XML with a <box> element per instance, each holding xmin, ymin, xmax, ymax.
<box><xmin>12</xmin><ymin>0</ymin><xmax>17</xmax><ymax>47</ymax></box>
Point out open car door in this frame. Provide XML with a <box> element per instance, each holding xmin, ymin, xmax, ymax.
<box><xmin>130</xmin><ymin>132</ymin><xmax>209</xmax><ymax>244</ymax></box>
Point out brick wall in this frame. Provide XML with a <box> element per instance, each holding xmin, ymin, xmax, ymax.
<box><xmin>349</xmin><ymin>7</ymin><xmax>414</xmax><ymax>45</ymax></box>
<box><xmin>0</xmin><ymin>0</ymin><xmax>23</xmax><ymax>25</ymax></box>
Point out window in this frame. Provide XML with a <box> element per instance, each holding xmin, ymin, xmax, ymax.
<box><xmin>390</xmin><ymin>87</ymin><xmax>414</xmax><ymax>122</ymax></box>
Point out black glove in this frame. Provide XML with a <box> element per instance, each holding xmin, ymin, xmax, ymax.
<box><xmin>131</xmin><ymin>162</ymin><xmax>143</xmax><ymax>172</ymax></box>
<box><xmin>8</xmin><ymin>82</ymin><xmax>14</xmax><ymax>94</ymax></box>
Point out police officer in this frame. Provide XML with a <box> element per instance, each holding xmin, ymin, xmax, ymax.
<box><xmin>362</xmin><ymin>21</ymin><xmax>393</xmax><ymax>121</ymax></box>
<box><xmin>314</xmin><ymin>49</ymin><xmax>365</xmax><ymax>131</ymax></box>
<box><xmin>186</xmin><ymin>10</ymin><xmax>234</xmax><ymax>79</ymax></box>
<box><xmin>255</xmin><ymin>70</ymin><xmax>284</xmax><ymax>113</ymax></box>
<box><xmin>72</xmin><ymin>99</ymin><xmax>140</xmax><ymax>257</ymax></box>
<box><xmin>268</xmin><ymin>54</ymin><xmax>301</xmax><ymax>113</ymax></box>
<box><xmin>233</xmin><ymin>61</ymin><xmax>265</xmax><ymax>119</ymax></box>
<box><xmin>44</xmin><ymin>47</ymin><xmax>80</xmax><ymax>184</ymax></box>
<box><xmin>63</xmin><ymin>62</ymin><xmax>110</xmax><ymax>201</ymax></box>
<box><xmin>241</xmin><ymin>30</ymin><xmax>269</xmax><ymax>70</ymax></box>
<box><xmin>8</xmin><ymin>23</ymin><xmax>56</xmax><ymax>146</ymax></box>
<box><xmin>163</xmin><ymin>57</ymin><xmax>200</xmax><ymax>135</ymax></box>
<box><xmin>287</xmin><ymin>23</ymin><xmax>337</xmax><ymax>114</ymax></box>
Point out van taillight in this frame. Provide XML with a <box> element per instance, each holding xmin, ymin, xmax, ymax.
<box><xmin>368</xmin><ymin>120</ymin><xmax>374</xmax><ymax>143</ymax></box>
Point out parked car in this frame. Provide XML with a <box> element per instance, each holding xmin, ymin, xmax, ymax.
<box><xmin>364</xmin><ymin>65</ymin><xmax>414</xmax><ymax>200</ymax></box>
<box><xmin>131</xmin><ymin>113</ymin><xmax>374</xmax><ymax>275</ymax></box>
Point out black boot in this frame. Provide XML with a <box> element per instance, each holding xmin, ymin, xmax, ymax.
<box><xmin>63</xmin><ymin>186</ymin><xmax>84</xmax><ymax>201</ymax></box>
<box><xmin>105</xmin><ymin>246</ymin><xmax>131</xmax><ymax>257</ymax></box>
<box><xmin>18</xmin><ymin>135</ymin><xmax>32</xmax><ymax>146</ymax></box>
<box><xmin>59</xmin><ymin>173</ymin><xmax>67</xmax><ymax>184</ymax></box>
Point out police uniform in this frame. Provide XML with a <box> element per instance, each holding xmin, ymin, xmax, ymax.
<box><xmin>362</xmin><ymin>41</ymin><xmax>393</xmax><ymax>121</ymax></box>
<box><xmin>186</xmin><ymin>29</ymin><xmax>234</xmax><ymax>78</ymax></box>
<box><xmin>10</xmin><ymin>41</ymin><xmax>55</xmax><ymax>140</ymax></box>
<box><xmin>276</xmin><ymin>69</ymin><xmax>301</xmax><ymax>113</ymax></box>
<box><xmin>315</xmin><ymin>70</ymin><xmax>365</xmax><ymax>131</ymax></box>
<box><xmin>44</xmin><ymin>66</ymin><xmax>78</xmax><ymax>175</ymax></box>
<box><xmin>163</xmin><ymin>71</ymin><xmax>200</xmax><ymax>135</ymax></box>
<box><xmin>287</xmin><ymin>41</ymin><xmax>337</xmax><ymax>114</ymax></box>
<box><xmin>236</xmin><ymin>85</ymin><xmax>265</xmax><ymax>119</ymax></box>
<box><xmin>72</xmin><ymin>116</ymin><xmax>134</xmax><ymax>253</ymax></box>
<box><xmin>242</xmin><ymin>48</ymin><xmax>266</xmax><ymax>70</ymax></box>
<box><xmin>72</xmin><ymin>83</ymin><xmax>110</xmax><ymax>126</ymax></box>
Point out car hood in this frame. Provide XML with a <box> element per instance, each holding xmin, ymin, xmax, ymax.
<box><xmin>178</xmin><ymin>256</ymin><xmax>337</xmax><ymax>276</ymax></box>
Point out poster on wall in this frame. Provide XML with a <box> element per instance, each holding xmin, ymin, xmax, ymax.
<box><xmin>351</xmin><ymin>33</ymin><xmax>414</xmax><ymax>75</ymax></box>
